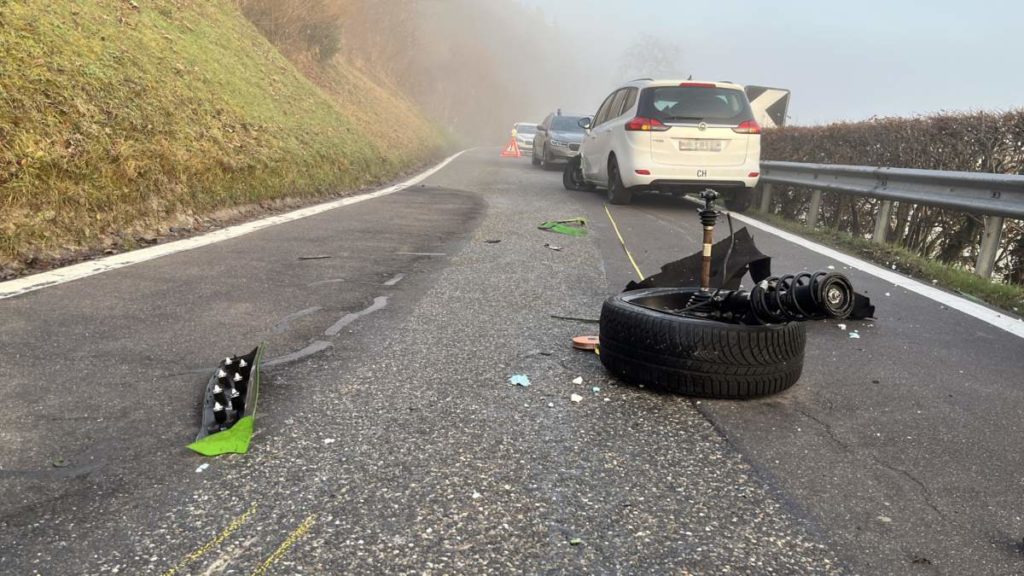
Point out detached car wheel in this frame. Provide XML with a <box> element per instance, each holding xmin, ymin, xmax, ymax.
<box><xmin>599</xmin><ymin>287</ymin><xmax>807</xmax><ymax>398</ymax></box>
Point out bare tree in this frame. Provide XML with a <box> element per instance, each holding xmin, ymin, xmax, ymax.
<box><xmin>617</xmin><ymin>35</ymin><xmax>686</xmax><ymax>81</ymax></box>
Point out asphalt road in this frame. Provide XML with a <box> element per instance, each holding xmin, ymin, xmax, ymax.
<box><xmin>1</xmin><ymin>148</ymin><xmax>1022</xmax><ymax>575</ymax></box>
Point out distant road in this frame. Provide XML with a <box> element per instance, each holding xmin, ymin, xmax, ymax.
<box><xmin>1</xmin><ymin>149</ymin><xmax>1021</xmax><ymax>575</ymax></box>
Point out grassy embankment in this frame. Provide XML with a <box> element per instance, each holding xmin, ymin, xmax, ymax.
<box><xmin>754</xmin><ymin>212</ymin><xmax>1024</xmax><ymax>314</ymax></box>
<box><xmin>0</xmin><ymin>0</ymin><xmax>449</xmax><ymax>274</ymax></box>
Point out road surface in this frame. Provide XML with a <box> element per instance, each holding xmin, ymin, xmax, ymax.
<box><xmin>1</xmin><ymin>149</ymin><xmax>1022</xmax><ymax>575</ymax></box>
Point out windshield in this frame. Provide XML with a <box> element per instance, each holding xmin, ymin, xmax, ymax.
<box><xmin>550</xmin><ymin>116</ymin><xmax>585</xmax><ymax>132</ymax></box>
<box><xmin>640</xmin><ymin>86</ymin><xmax>753</xmax><ymax>124</ymax></box>
<box><xmin>514</xmin><ymin>124</ymin><xmax>536</xmax><ymax>134</ymax></box>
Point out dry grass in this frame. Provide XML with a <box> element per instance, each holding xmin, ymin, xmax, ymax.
<box><xmin>0</xmin><ymin>0</ymin><xmax>447</xmax><ymax>271</ymax></box>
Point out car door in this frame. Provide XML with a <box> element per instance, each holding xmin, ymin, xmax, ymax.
<box><xmin>582</xmin><ymin>91</ymin><xmax>618</xmax><ymax>180</ymax></box>
<box><xmin>591</xmin><ymin>89</ymin><xmax>628</xmax><ymax>185</ymax></box>
<box><xmin>535</xmin><ymin>114</ymin><xmax>552</xmax><ymax>155</ymax></box>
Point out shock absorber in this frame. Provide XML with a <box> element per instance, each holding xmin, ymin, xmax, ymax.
<box><xmin>718</xmin><ymin>271</ymin><xmax>857</xmax><ymax>324</ymax></box>
<box><xmin>686</xmin><ymin>189</ymin><xmax>721</xmax><ymax>309</ymax></box>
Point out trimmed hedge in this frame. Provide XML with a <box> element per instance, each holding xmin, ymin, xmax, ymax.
<box><xmin>761</xmin><ymin>111</ymin><xmax>1024</xmax><ymax>284</ymax></box>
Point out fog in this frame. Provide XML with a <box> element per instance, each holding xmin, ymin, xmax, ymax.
<box><xmin>242</xmin><ymin>0</ymin><xmax>1024</xmax><ymax>141</ymax></box>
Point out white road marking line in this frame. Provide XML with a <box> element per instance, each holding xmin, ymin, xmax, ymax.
<box><xmin>0</xmin><ymin>151</ymin><xmax>467</xmax><ymax>300</ymax></box>
<box><xmin>728</xmin><ymin>211</ymin><xmax>1024</xmax><ymax>339</ymax></box>
<box><xmin>324</xmin><ymin>296</ymin><xmax>389</xmax><ymax>337</ymax></box>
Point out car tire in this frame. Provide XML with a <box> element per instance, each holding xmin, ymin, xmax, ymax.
<box><xmin>563</xmin><ymin>156</ymin><xmax>585</xmax><ymax>191</ymax></box>
<box><xmin>606</xmin><ymin>158</ymin><xmax>633</xmax><ymax>205</ymax></box>
<box><xmin>599</xmin><ymin>287</ymin><xmax>806</xmax><ymax>399</ymax></box>
<box><xmin>724</xmin><ymin>187</ymin><xmax>754</xmax><ymax>213</ymax></box>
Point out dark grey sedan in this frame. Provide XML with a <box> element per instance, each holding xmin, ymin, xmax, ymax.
<box><xmin>532</xmin><ymin>113</ymin><xmax>587</xmax><ymax>168</ymax></box>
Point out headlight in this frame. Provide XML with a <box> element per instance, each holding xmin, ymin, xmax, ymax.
<box><xmin>551</xmin><ymin>140</ymin><xmax>570</xmax><ymax>148</ymax></box>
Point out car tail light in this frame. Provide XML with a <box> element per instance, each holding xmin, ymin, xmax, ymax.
<box><xmin>733</xmin><ymin>120</ymin><xmax>762</xmax><ymax>134</ymax></box>
<box><xmin>635</xmin><ymin>169</ymin><xmax>651</xmax><ymax>175</ymax></box>
<box><xmin>625</xmin><ymin>117</ymin><xmax>669</xmax><ymax>132</ymax></box>
<box><xmin>679</xmin><ymin>82</ymin><xmax>717</xmax><ymax>88</ymax></box>
<box><xmin>748</xmin><ymin>172</ymin><xmax>760</xmax><ymax>178</ymax></box>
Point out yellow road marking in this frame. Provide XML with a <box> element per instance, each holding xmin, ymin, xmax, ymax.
<box><xmin>250</xmin><ymin>514</ymin><xmax>317</xmax><ymax>576</ymax></box>
<box><xmin>603</xmin><ymin>204</ymin><xmax>645</xmax><ymax>281</ymax></box>
<box><xmin>162</xmin><ymin>503</ymin><xmax>258</xmax><ymax>576</ymax></box>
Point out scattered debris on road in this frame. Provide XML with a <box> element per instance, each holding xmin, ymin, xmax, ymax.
<box><xmin>570</xmin><ymin>393</ymin><xmax>583</xmax><ymax>403</ymax></box>
<box><xmin>485</xmin><ymin>239</ymin><xmax>502</xmax><ymax>244</ymax></box>
<box><xmin>188</xmin><ymin>346</ymin><xmax>263</xmax><ymax>457</ymax></box>
<box><xmin>509</xmin><ymin>374</ymin><xmax>531</xmax><ymax>387</ymax></box>
<box><xmin>538</xmin><ymin>217</ymin><xmax>587</xmax><ymax>237</ymax></box>
<box><xmin>572</xmin><ymin>376</ymin><xmax>583</xmax><ymax>385</ymax></box>
<box><xmin>550</xmin><ymin>314</ymin><xmax>599</xmax><ymax>324</ymax></box>
<box><xmin>849</xmin><ymin>332</ymin><xmax>861</xmax><ymax>339</ymax></box>
<box><xmin>572</xmin><ymin>336</ymin><xmax>599</xmax><ymax>351</ymax></box>
<box><xmin>543</xmin><ymin>243</ymin><xmax>562</xmax><ymax>251</ymax></box>
<box><xmin>323</xmin><ymin>438</ymin><xmax>337</xmax><ymax>445</ymax></box>
<box><xmin>195</xmin><ymin>463</ymin><xmax>210</xmax><ymax>473</ymax></box>
<box><xmin>298</xmin><ymin>255</ymin><xmax>332</xmax><ymax>260</ymax></box>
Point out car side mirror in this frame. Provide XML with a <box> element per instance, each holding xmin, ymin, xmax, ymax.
<box><xmin>536</xmin><ymin>125</ymin><xmax>547</xmax><ymax>133</ymax></box>
<box><xmin>578</xmin><ymin>117</ymin><xmax>592</xmax><ymax>130</ymax></box>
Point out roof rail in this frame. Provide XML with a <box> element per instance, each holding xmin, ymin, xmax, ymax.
<box><xmin>628</xmin><ymin>77</ymin><xmax>654</xmax><ymax>82</ymax></box>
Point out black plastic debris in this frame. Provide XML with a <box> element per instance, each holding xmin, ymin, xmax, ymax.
<box><xmin>193</xmin><ymin>344</ymin><xmax>262</xmax><ymax>438</ymax></box>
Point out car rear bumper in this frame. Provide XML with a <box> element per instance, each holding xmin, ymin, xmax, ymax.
<box><xmin>620</xmin><ymin>163</ymin><xmax>760</xmax><ymax>190</ymax></box>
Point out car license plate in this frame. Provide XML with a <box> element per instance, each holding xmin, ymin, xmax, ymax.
<box><xmin>678</xmin><ymin>139</ymin><xmax>723</xmax><ymax>152</ymax></box>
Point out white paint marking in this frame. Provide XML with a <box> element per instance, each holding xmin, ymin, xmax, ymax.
<box><xmin>263</xmin><ymin>340</ymin><xmax>333</xmax><ymax>368</ymax></box>
<box><xmin>383</xmin><ymin>273</ymin><xmax>406</xmax><ymax>286</ymax></box>
<box><xmin>271</xmin><ymin>306</ymin><xmax>323</xmax><ymax>334</ymax></box>
<box><xmin>728</xmin><ymin>211</ymin><xmax>1024</xmax><ymax>339</ymax></box>
<box><xmin>324</xmin><ymin>296</ymin><xmax>389</xmax><ymax>336</ymax></box>
<box><xmin>0</xmin><ymin>151</ymin><xmax>467</xmax><ymax>300</ymax></box>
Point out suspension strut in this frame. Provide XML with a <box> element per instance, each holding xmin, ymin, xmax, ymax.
<box><xmin>688</xmin><ymin>189</ymin><xmax>721</xmax><ymax>308</ymax></box>
<box><xmin>717</xmin><ymin>271</ymin><xmax>858</xmax><ymax>324</ymax></box>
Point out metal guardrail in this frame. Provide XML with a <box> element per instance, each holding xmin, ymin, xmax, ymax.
<box><xmin>758</xmin><ymin>161</ymin><xmax>1024</xmax><ymax>278</ymax></box>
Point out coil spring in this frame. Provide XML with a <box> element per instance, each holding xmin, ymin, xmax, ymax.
<box><xmin>749</xmin><ymin>271</ymin><xmax>856</xmax><ymax>323</ymax></box>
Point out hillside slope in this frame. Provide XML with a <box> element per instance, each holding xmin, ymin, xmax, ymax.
<box><xmin>0</xmin><ymin>0</ymin><xmax>447</xmax><ymax>273</ymax></box>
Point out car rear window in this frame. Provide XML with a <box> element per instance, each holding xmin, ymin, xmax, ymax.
<box><xmin>551</xmin><ymin>116</ymin><xmax>585</xmax><ymax>132</ymax></box>
<box><xmin>639</xmin><ymin>86</ymin><xmax>753</xmax><ymax>124</ymax></box>
<box><xmin>515</xmin><ymin>124</ymin><xmax>537</xmax><ymax>134</ymax></box>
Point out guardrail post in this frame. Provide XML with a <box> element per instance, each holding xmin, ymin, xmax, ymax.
<box><xmin>759</xmin><ymin>183</ymin><xmax>773</xmax><ymax>213</ymax></box>
<box><xmin>872</xmin><ymin>200</ymin><xmax>892</xmax><ymax>244</ymax></box>
<box><xmin>806</xmin><ymin>189</ymin><xmax>822</xmax><ymax>228</ymax></box>
<box><xmin>975</xmin><ymin>215</ymin><xmax>1004</xmax><ymax>278</ymax></box>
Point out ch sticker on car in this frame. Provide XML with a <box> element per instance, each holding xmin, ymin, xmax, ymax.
<box><xmin>696</xmin><ymin>169</ymin><xmax>708</xmax><ymax>178</ymax></box>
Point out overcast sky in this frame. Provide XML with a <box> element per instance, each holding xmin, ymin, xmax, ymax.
<box><xmin>518</xmin><ymin>0</ymin><xmax>1022</xmax><ymax>125</ymax></box>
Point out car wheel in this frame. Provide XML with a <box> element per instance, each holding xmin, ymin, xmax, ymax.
<box><xmin>542</xmin><ymin>147</ymin><xmax>556</xmax><ymax>170</ymax></box>
<box><xmin>606</xmin><ymin>158</ymin><xmax>633</xmax><ymax>205</ymax></box>
<box><xmin>563</xmin><ymin>156</ymin><xmax>587</xmax><ymax>191</ymax></box>
<box><xmin>724</xmin><ymin>187</ymin><xmax>754</xmax><ymax>212</ymax></box>
<box><xmin>599</xmin><ymin>287</ymin><xmax>807</xmax><ymax>398</ymax></box>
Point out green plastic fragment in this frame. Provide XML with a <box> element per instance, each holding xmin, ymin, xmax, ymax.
<box><xmin>188</xmin><ymin>416</ymin><xmax>254</xmax><ymax>456</ymax></box>
<box><xmin>538</xmin><ymin>218</ymin><xmax>587</xmax><ymax>237</ymax></box>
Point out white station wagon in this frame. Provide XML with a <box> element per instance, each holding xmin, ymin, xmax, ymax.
<box><xmin>564</xmin><ymin>79</ymin><xmax>762</xmax><ymax>210</ymax></box>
